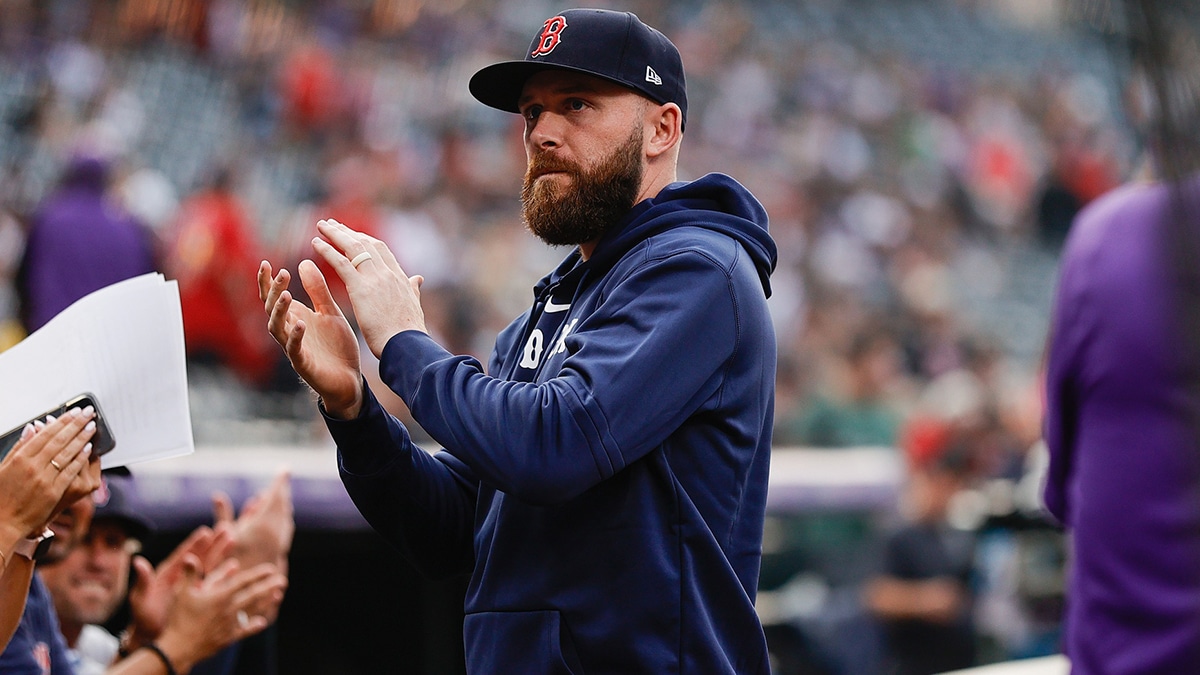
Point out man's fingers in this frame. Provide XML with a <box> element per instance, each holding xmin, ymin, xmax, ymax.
<box><xmin>314</xmin><ymin>218</ymin><xmax>364</xmax><ymax>256</ymax></box>
<box><xmin>263</xmin><ymin>471</ymin><xmax>293</xmax><ymax>512</ymax></box>
<box><xmin>225</xmin><ymin>563</ymin><xmax>283</xmax><ymax>598</ymax></box>
<box><xmin>316</xmin><ymin>218</ymin><xmax>400</xmax><ymax>276</ymax></box>
<box><xmin>257</xmin><ymin>261</ymin><xmax>274</xmax><ymax>303</ymax></box>
<box><xmin>232</xmin><ymin>569</ymin><xmax>288</xmax><ymax>618</ymax></box>
<box><xmin>212</xmin><ymin>491</ymin><xmax>236</xmax><ymax>525</ymax></box>
<box><xmin>261</xmin><ymin>266</ymin><xmax>290</xmax><ymax>314</ymax></box>
<box><xmin>160</xmin><ymin>526</ymin><xmax>215</xmax><ymax>581</ymax></box>
<box><xmin>203</xmin><ymin>558</ymin><xmax>243</xmax><ymax>589</ymax></box>
<box><xmin>319</xmin><ymin>218</ymin><xmax>408</xmax><ymax>278</ymax></box>
<box><xmin>297</xmin><ymin>259</ymin><xmax>343</xmax><ymax>317</ymax></box>
<box><xmin>266</xmin><ymin>289</ymin><xmax>295</xmax><ymax>346</ymax></box>
<box><xmin>177</xmin><ymin>553</ymin><xmax>205</xmax><ymax>590</ymax></box>
<box><xmin>284</xmin><ymin>318</ymin><xmax>307</xmax><ymax>364</ymax></box>
<box><xmin>202</xmin><ymin>529</ymin><xmax>236</xmax><ymax>573</ymax></box>
<box><xmin>178</xmin><ymin>525</ymin><xmax>216</xmax><ymax>558</ymax></box>
<box><xmin>311</xmin><ymin>236</ymin><xmax>357</xmax><ymax>279</ymax></box>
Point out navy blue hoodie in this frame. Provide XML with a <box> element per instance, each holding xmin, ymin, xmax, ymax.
<box><xmin>331</xmin><ymin>173</ymin><xmax>778</xmax><ymax>674</ymax></box>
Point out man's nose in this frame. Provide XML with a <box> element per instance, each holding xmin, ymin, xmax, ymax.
<box><xmin>528</xmin><ymin>113</ymin><xmax>563</xmax><ymax>149</ymax></box>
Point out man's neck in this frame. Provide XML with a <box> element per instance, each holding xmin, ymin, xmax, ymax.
<box><xmin>59</xmin><ymin>619</ymin><xmax>82</xmax><ymax>649</ymax></box>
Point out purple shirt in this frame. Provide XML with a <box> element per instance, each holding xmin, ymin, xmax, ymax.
<box><xmin>1044</xmin><ymin>181</ymin><xmax>1200</xmax><ymax>673</ymax></box>
<box><xmin>22</xmin><ymin>158</ymin><xmax>156</xmax><ymax>332</ymax></box>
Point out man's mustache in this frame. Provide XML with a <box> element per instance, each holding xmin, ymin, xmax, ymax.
<box><xmin>526</xmin><ymin>154</ymin><xmax>580</xmax><ymax>181</ymax></box>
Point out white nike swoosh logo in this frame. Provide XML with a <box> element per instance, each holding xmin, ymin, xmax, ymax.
<box><xmin>544</xmin><ymin>299</ymin><xmax>571</xmax><ymax>313</ymax></box>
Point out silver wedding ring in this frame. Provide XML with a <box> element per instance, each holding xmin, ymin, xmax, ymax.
<box><xmin>350</xmin><ymin>251</ymin><xmax>372</xmax><ymax>268</ymax></box>
<box><xmin>237</xmin><ymin>610</ymin><xmax>250</xmax><ymax>628</ymax></box>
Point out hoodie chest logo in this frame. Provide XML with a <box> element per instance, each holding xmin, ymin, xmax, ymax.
<box><xmin>519</xmin><ymin>318</ymin><xmax>578</xmax><ymax>372</ymax></box>
<box><xmin>519</xmin><ymin>329</ymin><xmax>544</xmax><ymax>369</ymax></box>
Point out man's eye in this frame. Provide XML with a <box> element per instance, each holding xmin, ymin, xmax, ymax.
<box><xmin>523</xmin><ymin>106</ymin><xmax>542</xmax><ymax>121</ymax></box>
<box><xmin>568</xmin><ymin>99</ymin><xmax>585</xmax><ymax>111</ymax></box>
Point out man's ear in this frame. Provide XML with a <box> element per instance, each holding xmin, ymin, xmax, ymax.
<box><xmin>645</xmin><ymin>102</ymin><xmax>682</xmax><ymax>159</ymax></box>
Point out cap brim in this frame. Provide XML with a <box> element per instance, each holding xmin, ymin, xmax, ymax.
<box><xmin>94</xmin><ymin>513</ymin><xmax>153</xmax><ymax>539</ymax></box>
<box><xmin>469</xmin><ymin>60</ymin><xmax>648</xmax><ymax>115</ymax></box>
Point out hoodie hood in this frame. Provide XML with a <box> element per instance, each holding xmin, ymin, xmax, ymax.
<box><xmin>588</xmin><ymin>173</ymin><xmax>777</xmax><ymax>297</ymax></box>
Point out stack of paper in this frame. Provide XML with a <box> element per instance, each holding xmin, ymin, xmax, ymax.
<box><xmin>0</xmin><ymin>273</ymin><xmax>194</xmax><ymax>468</ymax></box>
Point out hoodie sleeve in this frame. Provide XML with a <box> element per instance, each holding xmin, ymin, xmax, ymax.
<box><xmin>329</xmin><ymin>381</ymin><xmax>478</xmax><ymax>576</ymax></box>
<box><xmin>379</xmin><ymin>243</ymin><xmax>747</xmax><ymax>505</ymax></box>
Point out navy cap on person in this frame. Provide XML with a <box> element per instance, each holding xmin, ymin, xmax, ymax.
<box><xmin>92</xmin><ymin>474</ymin><xmax>153</xmax><ymax>540</ymax></box>
<box><xmin>469</xmin><ymin>8</ymin><xmax>688</xmax><ymax>129</ymax></box>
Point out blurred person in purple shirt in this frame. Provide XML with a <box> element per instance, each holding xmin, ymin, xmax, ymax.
<box><xmin>18</xmin><ymin>154</ymin><xmax>157</xmax><ymax>333</ymax></box>
<box><xmin>1043</xmin><ymin>2</ymin><xmax>1200</xmax><ymax>672</ymax></box>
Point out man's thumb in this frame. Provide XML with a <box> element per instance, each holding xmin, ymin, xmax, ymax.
<box><xmin>131</xmin><ymin>556</ymin><xmax>155</xmax><ymax>592</ymax></box>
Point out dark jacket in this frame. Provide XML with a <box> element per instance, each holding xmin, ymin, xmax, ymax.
<box><xmin>332</xmin><ymin>173</ymin><xmax>778</xmax><ymax>674</ymax></box>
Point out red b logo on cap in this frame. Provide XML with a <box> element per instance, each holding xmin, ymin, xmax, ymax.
<box><xmin>532</xmin><ymin>15</ymin><xmax>567</xmax><ymax>58</ymax></box>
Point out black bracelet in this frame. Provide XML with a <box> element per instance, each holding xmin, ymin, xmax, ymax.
<box><xmin>143</xmin><ymin>643</ymin><xmax>179</xmax><ymax>675</ymax></box>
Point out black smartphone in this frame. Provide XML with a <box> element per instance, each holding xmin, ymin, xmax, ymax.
<box><xmin>0</xmin><ymin>393</ymin><xmax>117</xmax><ymax>462</ymax></box>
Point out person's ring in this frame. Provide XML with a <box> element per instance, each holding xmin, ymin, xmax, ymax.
<box><xmin>350</xmin><ymin>251</ymin><xmax>372</xmax><ymax>268</ymax></box>
<box><xmin>50</xmin><ymin>459</ymin><xmax>63</xmax><ymax>471</ymax></box>
<box><xmin>237</xmin><ymin>610</ymin><xmax>250</xmax><ymax>629</ymax></box>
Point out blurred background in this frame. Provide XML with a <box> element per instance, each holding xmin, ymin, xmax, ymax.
<box><xmin>0</xmin><ymin>0</ymin><xmax>1137</xmax><ymax>672</ymax></box>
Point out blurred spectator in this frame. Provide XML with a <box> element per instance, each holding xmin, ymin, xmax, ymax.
<box><xmin>781</xmin><ymin>329</ymin><xmax>906</xmax><ymax>448</ymax></box>
<box><xmin>17</xmin><ymin>154</ymin><xmax>157</xmax><ymax>334</ymax></box>
<box><xmin>118</xmin><ymin>167</ymin><xmax>180</xmax><ymax>236</ymax></box>
<box><xmin>278</xmin><ymin>34</ymin><xmax>342</xmax><ymax>138</ymax></box>
<box><xmin>864</xmin><ymin>442</ymin><xmax>978</xmax><ymax>675</ymax></box>
<box><xmin>1033</xmin><ymin>144</ymin><xmax>1085</xmax><ymax>250</ymax></box>
<box><xmin>164</xmin><ymin>167</ymin><xmax>280</xmax><ymax>388</ymax></box>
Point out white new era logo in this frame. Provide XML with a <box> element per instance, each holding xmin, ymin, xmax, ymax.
<box><xmin>645</xmin><ymin>66</ymin><xmax>662</xmax><ymax>86</ymax></box>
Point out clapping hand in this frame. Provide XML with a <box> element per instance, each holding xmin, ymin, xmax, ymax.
<box><xmin>259</xmin><ymin>257</ymin><xmax>363</xmax><ymax>418</ymax></box>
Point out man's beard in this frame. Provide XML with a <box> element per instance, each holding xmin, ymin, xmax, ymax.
<box><xmin>521</xmin><ymin>126</ymin><xmax>645</xmax><ymax>247</ymax></box>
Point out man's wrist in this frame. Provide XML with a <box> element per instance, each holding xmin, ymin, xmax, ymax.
<box><xmin>153</xmin><ymin>630</ymin><xmax>203</xmax><ymax>674</ymax></box>
<box><xmin>121</xmin><ymin>620</ymin><xmax>161</xmax><ymax>657</ymax></box>
<box><xmin>142</xmin><ymin>643</ymin><xmax>180</xmax><ymax>675</ymax></box>
<box><xmin>320</xmin><ymin>381</ymin><xmax>365</xmax><ymax>420</ymax></box>
<box><xmin>323</xmin><ymin>400</ymin><xmax>362</xmax><ymax>420</ymax></box>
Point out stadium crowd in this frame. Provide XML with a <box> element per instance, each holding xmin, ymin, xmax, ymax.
<box><xmin>0</xmin><ymin>0</ymin><xmax>1138</xmax><ymax>672</ymax></box>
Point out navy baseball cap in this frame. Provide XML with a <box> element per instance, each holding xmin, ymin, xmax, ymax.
<box><xmin>92</xmin><ymin>473</ymin><xmax>153</xmax><ymax>540</ymax></box>
<box><xmin>469</xmin><ymin>9</ymin><xmax>687</xmax><ymax>129</ymax></box>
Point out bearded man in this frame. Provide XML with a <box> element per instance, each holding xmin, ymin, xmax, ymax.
<box><xmin>260</xmin><ymin>9</ymin><xmax>778</xmax><ymax>674</ymax></box>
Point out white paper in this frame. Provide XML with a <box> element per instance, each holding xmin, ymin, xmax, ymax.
<box><xmin>0</xmin><ymin>273</ymin><xmax>194</xmax><ymax>467</ymax></box>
